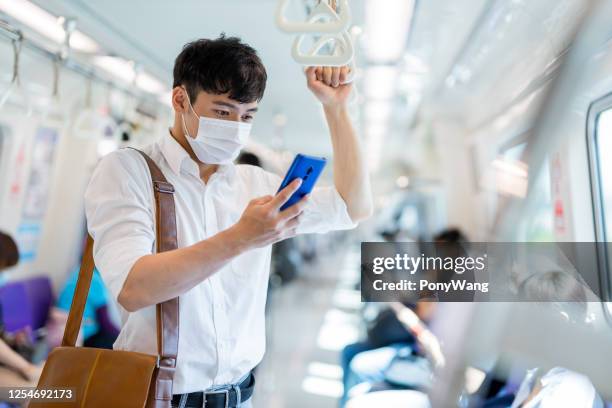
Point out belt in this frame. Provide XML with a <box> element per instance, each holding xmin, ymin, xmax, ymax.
<box><xmin>172</xmin><ymin>373</ymin><xmax>255</xmax><ymax>408</ymax></box>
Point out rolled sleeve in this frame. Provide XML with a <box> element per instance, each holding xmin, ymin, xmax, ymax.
<box><xmin>84</xmin><ymin>150</ymin><xmax>155</xmax><ymax>304</ymax></box>
<box><xmin>298</xmin><ymin>185</ymin><xmax>357</xmax><ymax>234</ymax></box>
<box><xmin>259</xmin><ymin>168</ymin><xmax>357</xmax><ymax>234</ymax></box>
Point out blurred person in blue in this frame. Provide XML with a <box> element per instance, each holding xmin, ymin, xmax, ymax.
<box><xmin>56</xmin><ymin>265</ymin><xmax>119</xmax><ymax>349</ymax></box>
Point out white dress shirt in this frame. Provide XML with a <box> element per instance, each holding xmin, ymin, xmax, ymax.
<box><xmin>84</xmin><ymin>131</ymin><xmax>356</xmax><ymax>394</ymax></box>
<box><xmin>511</xmin><ymin>367</ymin><xmax>604</xmax><ymax>408</ymax></box>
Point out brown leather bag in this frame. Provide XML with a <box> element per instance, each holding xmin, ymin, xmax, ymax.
<box><xmin>30</xmin><ymin>150</ymin><xmax>180</xmax><ymax>408</ymax></box>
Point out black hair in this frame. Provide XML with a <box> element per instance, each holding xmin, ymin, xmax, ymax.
<box><xmin>173</xmin><ymin>34</ymin><xmax>267</xmax><ymax>104</ymax></box>
<box><xmin>518</xmin><ymin>270</ymin><xmax>588</xmax><ymax>321</ymax></box>
<box><xmin>433</xmin><ymin>228</ymin><xmax>467</xmax><ymax>244</ymax></box>
<box><xmin>518</xmin><ymin>270</ymin><xmax>587</xmax><ymax>304</ymax></box>
<box><xmin>236</xmin><ymin>151</ymin><xmax>262</xmax><ymax>167</ymax></box>
<box><xmin>0</xmin><ymin>231</ymin><xmax>19</xmax><ymax>270</ymax></box>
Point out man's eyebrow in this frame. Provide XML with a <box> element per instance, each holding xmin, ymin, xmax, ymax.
<box><xmin>213</xmin><ymin>100</ymin><xmax>258</xmax><ymax>113</ymax></box>
<box><xmin>212</xmin><ymin>101</ymin><xmax>238</xmax><ymax>110</ymax></box>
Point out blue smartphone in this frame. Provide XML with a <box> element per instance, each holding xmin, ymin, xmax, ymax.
<box><xmin>277</xmin><ymin>154</ymin><xmax>327</xmax><ymax>211</ymax></box>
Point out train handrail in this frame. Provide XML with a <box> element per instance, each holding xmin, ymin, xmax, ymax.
<box><xmin>280</xmin><ymin>0</ymin><xmax>356</xmax><ymax>84</ymax></box>
<box><xmin>291</xmin><ymin>31</ymin><xmax>354</xmax><ymax>67</ymax></box>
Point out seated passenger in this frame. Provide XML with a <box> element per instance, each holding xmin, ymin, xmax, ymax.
<box><xmin>509</xmin><ymin>367</ymin><xmax>603</xmax><ymax>408</ymax></box>
<box><xmin>340</xmin><ymin>228</ymin><xmax>465</xmax><ymax>406</ymax></box>
<box><xmin>343</xmin><ymin>302</ymin><xmax>441</xmax><ymax>404</ymax></box>
<box><xmin>0</xmin><ymin>231</ymin><xmax>43</xmax><ymax>397</ymax></box>
<box><xmin>340</xmin><ymin>299</ymin><xmax>438</xmax><ymax>405</ymax></box>
<box><xmin>484</xmin><ymin>264</ymin><xmax>603</xmax><ymax>408</ymax></box>
<box><xmin>0</xmin><ymin>339</ymin><xmax>41</xmax><ymax>388</ymax></box>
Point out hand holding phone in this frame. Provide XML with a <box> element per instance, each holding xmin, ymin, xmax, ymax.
<box><xmin>231</xmin><ymin>154</ymin><xmax>326</xmax><ymax>250</ymax></box>
<box><xmin>233</xmin><ymin>179</ymin><xmax>307</xmax><ymax>249</ymax></box>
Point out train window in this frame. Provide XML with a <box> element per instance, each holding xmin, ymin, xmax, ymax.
<box><xmin>591</xmin><ymin>108</ymin><xmax>612</xmax><ymax>239</ymax></box>
<box><xmin>524</xmin><ymin>159</ymin><xmax>554</xmax><ymax>241</ymax></box>
<box><xmin>497</xmin><ymin>139</ymin><xmax>554</xmax><ymax>241</ymax></box>
<box><xmin>587</xmin><ymin>93</ymin><xmax>612</xmax><ymax>303</ymax></box>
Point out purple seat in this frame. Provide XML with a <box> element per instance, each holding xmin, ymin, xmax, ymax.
<box><xmin>0</xmin><ymin>276</ymin><xmax>53</xmax><ymax>333</ymax></box>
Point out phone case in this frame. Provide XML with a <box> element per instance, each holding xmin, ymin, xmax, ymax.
<box><xmin>277</xmin><ymin>154</ymin><xmax>327</xmax><ymax>211</ymax></box>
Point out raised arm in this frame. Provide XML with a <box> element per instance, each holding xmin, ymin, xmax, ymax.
<box><xmin>305</xmin><ymin>66</ymin><xmax>373</xmax><ymax>223</ymax></box>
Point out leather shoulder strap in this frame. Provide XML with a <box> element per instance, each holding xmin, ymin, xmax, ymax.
<box><xmin>129</xmin><ymin>148</ymin><xmax>179</xmax><ymax>405</ymax></box>
<box><xmin>61</xmin><ymin>236</ymin><xmax>94</xmax><ymax>347</ymax></box>
<box><xmin>129</xmin><ymin>148</ymin><xmax>180</xmax><ymax>364</ymax></box>
<box><xmin>62</xmin><ymin>148</ymin><xmax>180</xmax><ymax>403</ymax></box>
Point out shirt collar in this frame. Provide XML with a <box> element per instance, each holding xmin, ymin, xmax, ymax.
<box><xmin>160</xmin><ymin>129</ymin><xmax>236</xmax><ymax>179</ymax></box>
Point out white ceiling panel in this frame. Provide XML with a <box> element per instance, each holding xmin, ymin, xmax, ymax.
<box><xmin>29</xmin><ymin>0</ymin><xmax>367</xmax><ymax>156</ymax></box>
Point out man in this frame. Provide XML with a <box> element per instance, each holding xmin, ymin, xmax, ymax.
<box><xmin>85</xmin><ymin>35</ymin><xmax>372</xmax><ymax>408</ymax></box>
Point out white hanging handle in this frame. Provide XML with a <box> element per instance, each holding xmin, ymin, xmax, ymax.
<box><xmin>292</xmin><ymin>31</ymin><xmax>354</xmax><ymax>66</ymax></box>
<box><xmin>0</xmin><ymin>36</ymin><xmax>32</xmax><ymax>115</ymax></box>
<box><xmin>0</xmin><ymin>82</ymin><xmax>15</xmax><ymax>110</ymax></box>
<box><xmin>276</xmin><ymin>0</ymin><xmax>351</xmax><ymax>34</ymax></box>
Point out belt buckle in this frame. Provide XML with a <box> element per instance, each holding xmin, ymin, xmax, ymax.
<box><xmin>206</xmin><ymin>389</ymin><xmax>229</xmax><ymax>408</ymax></box>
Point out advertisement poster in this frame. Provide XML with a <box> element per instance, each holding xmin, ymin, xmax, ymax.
<box><xmin>15</xmin><ymin>127</ymin><xmax>59</xmax><ymax>261</ymax></box>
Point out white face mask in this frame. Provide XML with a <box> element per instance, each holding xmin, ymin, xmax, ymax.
<box><xmin>181</xmin><ymin>92</ymin><xmax>252</xmax><ymax>164</ymax></box>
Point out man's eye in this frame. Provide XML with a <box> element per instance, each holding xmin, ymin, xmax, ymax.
<box><xmin>243</xmin><ymin>115</ymin><xmax>254</xmax><ymax>122</ymax></box>
<box><xmin>215</xmin><ymin>110</ymin><xmax>230</xmax><ymax>117</ymax></box>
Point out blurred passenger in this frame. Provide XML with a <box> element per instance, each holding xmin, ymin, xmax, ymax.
<box><xmin>0</xmin><ymin>339</ymin><xmax>41</xmax><ymax>388</ymax></box>
<box><xmin>236</xmin><ymin>151</ymin><xmax>262</xmax><ymax>167</ymax></box>
<box><xmin>429</xmin><ymin>228</ymin><xmax>475</xmax><ymax>302</ymax></box>
<box><xmin>342</xmin><ymin>302</ymin><xmax>438</xmax><ymax>404</ymax></box>
<box><xmin>509</xmin><ymin>367</ymin><xmax>603</xmax><ymax>408</ymax></box>
<box><xmin>56</xmin><ymin>266</ymin><xmax>119</xmax><ymax>349</ymax></box>
<box><xmin>517</xmin><ymin>269</ymin><xmax>588</xmax><ymax>314</ymax></box>
<box><xmin>389</xmin><ymin>302</ymin><xmax>444</xmax><ymax>368</ymax></box>
<box><xmin>0</xmin><ymin>231</ymin><xmax>43</xmax><ymax>395</ymax></box>
<box><xmin>340</xmin><ymin>228</ymin><xmax>466</xmax><ymax>406</ymax></box>
<box><xmin>0</xmin><ymin>232</ymin><xmax>19</xmax><ymax>270</ymax></box>
<box><xmin>483</xmin><ymin>267</ymin><xmax>603</xmax><ymax>407</ymax></box>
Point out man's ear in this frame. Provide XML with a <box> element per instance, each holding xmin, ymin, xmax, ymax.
<box><xmin>171</xmin><ymin>86</ymin><xmax>188</xmax><ymax>113</ymax></box>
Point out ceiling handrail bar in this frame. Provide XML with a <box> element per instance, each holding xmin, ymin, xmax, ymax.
<box><xmin>0</xmin><ymin>19</ymin><xmax>164</xmax><ymax>110</ymax></box>
<box><xmin>276</xmin><ymin>0</ymin><xmax>350</xmax><ymax>34</ymax></box>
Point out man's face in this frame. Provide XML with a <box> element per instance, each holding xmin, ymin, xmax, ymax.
<box><xmin>178</xmin><ymin>88</ymin><xmax>259</xmax><ymax>140</ymax></box>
